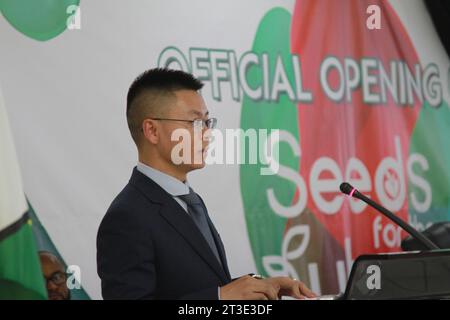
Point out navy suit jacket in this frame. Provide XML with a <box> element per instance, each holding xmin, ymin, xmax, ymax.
<box><xmin>97</xmin><ymin>168</ymin><xmax>232</xmax><ymax>299</ymax></box>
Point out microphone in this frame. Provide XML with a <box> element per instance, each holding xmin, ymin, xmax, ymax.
<box><xmin>339</xmin><ymin>182</ymin><xmax>439</xmax><ymax>250</ymax></box>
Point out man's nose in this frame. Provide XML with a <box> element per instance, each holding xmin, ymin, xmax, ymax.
<box><xmin>47</xmin><ymin>280</ymin><xmax>58</xmax><ymax>290</ymax></box>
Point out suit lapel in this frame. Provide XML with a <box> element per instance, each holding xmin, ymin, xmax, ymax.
<box><xmin>206</xmin><ymin>216</ymin><xmax>232</xmax><ymax>281</ymax></box>
<box><xmin>129</xmin><ymin>168</ymin><xmax>229</xmax><ymax>283</ymax></box>
<box><xmin>198</xmin><ymin>196</ymin><xmax>232</xmax><ymax>281</ymax></box>
<box><xmin>158</xmin><ymin>201</ymin><xmax>229</xmax><ymax>283</ymax></box>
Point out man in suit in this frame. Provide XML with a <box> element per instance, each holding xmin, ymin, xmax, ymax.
<box><xmin>97</xmin><ymin>68</ymin><xmax>316</xmax><ymax>300</ymax></box>
<box><xmin>39</xmin><ymin>251</ymin><xmax>70</xmax><ymax>300</ymax></box>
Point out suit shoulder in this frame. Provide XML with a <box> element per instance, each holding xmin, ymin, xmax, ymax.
<box><xmin>99</xmin><ymin>182</ymin><xmax>160</xmax><ymax>232</ymax></box>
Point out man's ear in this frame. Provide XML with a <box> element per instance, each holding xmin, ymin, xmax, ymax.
<box><xmin>142</xmin><ymin>119</ymin><xmax>159</xmax><ymax>144</ymax></box>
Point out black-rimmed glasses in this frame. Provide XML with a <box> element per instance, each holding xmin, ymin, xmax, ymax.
<box><xmin>149</xmin><ymin>117</ymin><xmax>217</xmax><ymax>129</ymax></box>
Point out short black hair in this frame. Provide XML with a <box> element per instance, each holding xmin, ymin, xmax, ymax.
<box><xmin>126</xmin><ymin>68</ymin><xmax>204</xmax><ymax>146</ymax></box>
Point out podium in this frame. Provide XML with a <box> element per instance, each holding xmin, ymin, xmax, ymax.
<box><xmin>340</xmin><ymin>249</ymin><xmax>450</xmax><ymax>299</ymax></box>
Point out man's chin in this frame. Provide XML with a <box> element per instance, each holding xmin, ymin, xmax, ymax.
<box><xmin>186</xmin><ymin>152</ymin><xmax>207</xmax><ymax>170</ymax></box>
<box><xmin>188</xmin><ymin>161</ymin><xmax>206</xmax><ymax>170</ymax></box>
<box><xmin>48</xmin><ymin>293</ymin><xmax>67</xmax><ymax>300</ymax></box>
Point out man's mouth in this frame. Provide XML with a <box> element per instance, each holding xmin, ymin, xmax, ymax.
<box><xmin>48</xmin><ymin>292</ymin><xmax>65</xmax><ymax>300</ymax></box>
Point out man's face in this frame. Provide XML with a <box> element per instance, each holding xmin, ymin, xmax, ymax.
<box><xmin>157</xmin><ymin>90</ymin><xmax>210</xmax><ymax>172</ymax></box>
<box><xmin>39</xmin><ymin>253</ymin><xmax>70</xmax><ymax>300</ymax></box>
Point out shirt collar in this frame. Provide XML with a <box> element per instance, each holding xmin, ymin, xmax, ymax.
<box><xmin>136</xmin><ymin>162</ymin><xmax>189</xmax><ymax>197</ymax></box>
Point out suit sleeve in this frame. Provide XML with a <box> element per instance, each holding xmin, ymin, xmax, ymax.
<box><xmin>97</xmin><ymin>208</ymin><xmax>156</xmax><ymax>300</ymax></box>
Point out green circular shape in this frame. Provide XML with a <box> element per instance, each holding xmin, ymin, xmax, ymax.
<box><xmin>0</xmin><ymin>0</ymin><xmax>80</xmax><ymax>41</ymax></box>
<box><xmin>239</xmin><ymin>7</ymin><xmax>299</xmax><ymax>276</ymax></box>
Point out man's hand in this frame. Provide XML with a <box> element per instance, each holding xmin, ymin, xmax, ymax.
<box><xmin>266</xmin><ymin>277</ymin><xmax>317</xmax><ymax>299</ymax></box>
<box><xmin>220</xmin><ymin>275</ymin><xmax>280</xmax><ymax>300</ymax></box>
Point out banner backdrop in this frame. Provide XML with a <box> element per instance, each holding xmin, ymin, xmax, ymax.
<box><xmin>0</xmin><ymin>89</ymin><xmax>46</xmax><ymax>299</ymax></box>
<box><xmin>1</xmin><ymin>0</ymin><xmax>449</xmax><ymax>298</ymax></box>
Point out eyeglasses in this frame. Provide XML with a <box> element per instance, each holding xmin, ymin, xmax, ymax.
<box><xmin>44</xmin><ymin>271</ymin><xmax>67</xmax><ymax>286</ymax></box>
<box><xmin>149</xmin><ymin>117</ymin><xmax>217</xmax><ymax>129</ymax></box>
